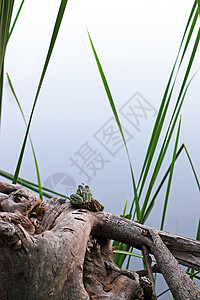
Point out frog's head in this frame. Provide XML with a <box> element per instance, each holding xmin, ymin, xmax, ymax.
<box><xmin>76</xmin><ymin>184</ymin><xmax>84</xmax><ymax>195</ymax></box>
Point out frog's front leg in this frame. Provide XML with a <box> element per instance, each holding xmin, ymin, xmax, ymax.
<box><xmin>83</xmin><ymin>185</ymin><xmax>92</xmax><ymax>202</ymax></box>
<box><xmin>70</xmin><ymin>194</ymin><xmax>83</xmax><ymax>204</ymax></box>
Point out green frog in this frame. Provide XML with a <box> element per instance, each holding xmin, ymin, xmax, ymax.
<box><xmin>69</xmin><ymin>184</ymin><xmax>104</xmax><ymax>212</ymax></box>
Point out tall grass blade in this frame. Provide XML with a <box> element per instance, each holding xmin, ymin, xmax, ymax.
<box><xmin>8</xmin><ymin>0</ymin><xmax>25</xmax><ymax>40</ymax></box>
<box><xmin>197</xmin><ymin>0</ymin><xmax>200</xmax><ymax>16</ymax></box>
<box><xmin>6</xmin><ymin>73</ymin><xmax>43</xmax><ymax>199</ymax></box>
<box><xmin>188</xmin><ymin>217</ymin><xmax>200</xmax><ymax>278</ymax></box>
<box><xmin>134</xmin><ymin>23</ymin><xmax>198</xmax><ymax>222</ymax></box>
<box><xmin>135</xmin><ymin>4</ymin><xmax>198</xmax><ymax>222</ymax></box>
<box><xmin>112</xmin><ymin>197</ymin><xmax>133</xmax><ymax>265</ymax></box>
<box><xmin>136</xmin><ymin>2</ymin><xmax>197</xmax><ymax>197</ymax></box>
<box><xmin>179</xmin><ymin>8</ymin><xmax>198</xmax><ymax>66</ymax></box>
<box><xmin>0</xmin><ymin>62</ymin><xmax>4</xmax><ymax>126</ymax></box>
<box><xmin>0</xmin><ymin>0</ymin><xmax>14</xmax><ymax>127</ymax></box>
<box><xmin>125</xmin><ymin>246</ymin><xmax>133</xmax><ymax>269</ymax></box>
<box><xmin>0</xmin><ymin>0</ymin><xmax>14</xmax><ymax>73</ymax></box>
<box><xmin>170</xmin><ymin>27</ymin><xmax>200</xmax><ymax>127</ymax></box>
<box><xmin>196</xmin><ymin>219</ymin><xmax>200</xmax><ymax>241</ymax></box>
<box><xmin>183</xmin><ymin>144</ymin><xmax>200</xmax><ymax>191</ymax></box>
<box><xmin>142</xmin><ymin>144</ymin><xmax>184</xmax><ymax>223</ymax></box>
<box><xmin>88</xmin><ymin>1</ymin><xmax>200</xmax><ymax>268</ymax></box>
<box><xmin>112</xmin><ymin>198</ymin><xmax>129</xmax><ymax>250</ymax></box>
<box><xmin>137</xmin><ymin>21</ymin><xmax>198</xmax><ymax>208</ymax></box>
<box><xmin>139</xmin><ymin>37</ymin><xmax>200</xmax><ymax>223</ymax></box>
<box><xmin>121</xmin><ymin>197</ymin><xmax>129</xmax><ymax>217</ymax></box>
<box><xmin>0</xmin><ymin>0</ymin><xmax>24</xmax><ymax>128</ymax></box>
<box><xmin>13</xmin><ymin>0</ymin><xmax>69</xmax><ymax>184</ymax></box>
<box><xmin>160</xmin><ymin>116</ymin><xmax>182</xmax><ymax>230</ymax></box>
<box><xmin>87</xmin><ymin>30</ymin><xmax>140</xmax><ymax>217</ymax></box>
<box><xmin>157</xmin><ymin>289</ymin><xmax>170</xmax><ymax>298</ymax></box>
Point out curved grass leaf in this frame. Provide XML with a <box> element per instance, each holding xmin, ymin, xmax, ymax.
<box><xmin>0</xmin><ymin>169</ymin><xmax>68</xmax><ymax>199</ymax></box>
<box><xmin>114</xmin><ymin>249</ymin><xmax>156</xmax><ymax>263</ymax></box>
<box><xmin>113</xmin><ymin>250</ymin><xmax>143</xmax><ymax>259</ymax></box>
<box><xmin>183</xmin><ymin>144</ymin><xmax>200</xmax><ymax>191</ymax></box>
<box><xmin>13</xmin><ymin>0</ymin><xmax>69</xmax><ymax>184</ymax></box>
<box><xmin>0</xmin><ymin>169</ymin><xmax>51</xmax><ymax>198</ymax></box>
<box><xmin>87</xmin><ymin>30</ymin><xmax>140</xmax><ymax>217</ymax></box>
<box><xmin>6</xmin><ymin>72</ymin><xmax>43</xmax><ymax>199</ymax></box>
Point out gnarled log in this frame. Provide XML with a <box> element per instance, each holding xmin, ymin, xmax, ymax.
<box><xmin>0</xmin><ymin>181</ymin><xmax>200</xmax><ymax>300</ymax></box>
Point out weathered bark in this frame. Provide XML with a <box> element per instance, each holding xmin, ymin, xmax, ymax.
<box><xmin>93</xmin><ymin>212</ymin><xmax>200</xmax><ymax>271</ymax></box>
<box><xmin>0</xmin><ymin>181</ymin><xmax>200</xmax><ymax>300</ymax></box>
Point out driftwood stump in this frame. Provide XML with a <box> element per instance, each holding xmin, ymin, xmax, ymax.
<box><xmin>0</xmin><ymin>181</ymin><xmax>200</xmax><ymax>300</ymax></box>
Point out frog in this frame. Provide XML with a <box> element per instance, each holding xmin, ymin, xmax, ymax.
<box><xmin>69</xmin><ymin>184</ymin><xmax>104</xmax><ymax>212</ymax></box>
